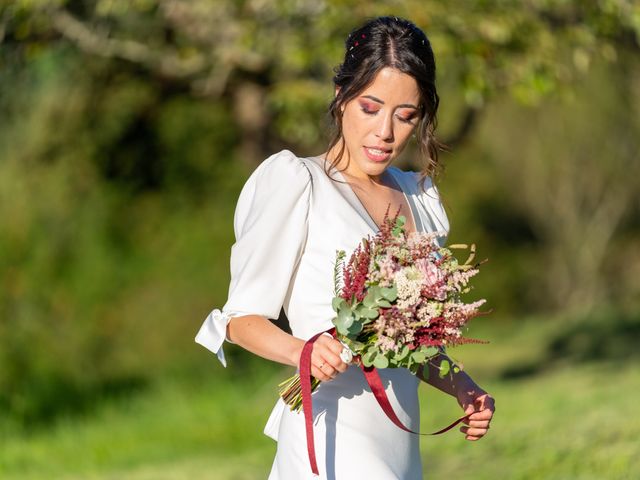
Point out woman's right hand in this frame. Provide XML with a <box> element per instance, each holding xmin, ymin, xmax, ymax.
<box><xmin>300</xmin><ymin>334</ymin><xmax>349</xmax><ymax>382</ymax></box>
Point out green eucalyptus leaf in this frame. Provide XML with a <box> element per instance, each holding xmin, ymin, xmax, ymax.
<box><xmin>396</xmin><ymin>345</ymin><xmax>410</xmax><ymax>362</ymax></box>
<box><xmin>362</xmin><ymin>307</ymin><xmax>379</xmax><ymax>319</ymax></box>
<box><xmin>369</xmin><ymin>286</ymin><xmax>383</xmax><ymax>301</ymax></box>
<box><xmin>373</xmin><ymin>354</ymin><xmax>389</xmax><ymax>369</ymax></box>
<box><xmin>411</xmin><ymin>351</ymin><xmax>427</xmax><ymax>364</ymax></box>
<box><xmin>334</xmin><ymin>308</ymin><xmax>355</xmax><ymax>335</ymax></box>
<box><xmin>362</xmin><ymin>349</ymin><xmax>377</xmax><ymax>367</ymax></box>
<box><xmin>338</xmin><ymin>308</ymin><xmax>354</xmax><ymax>328</ymax></box>
<box><xmin>438</xmin><ymin>359</ymin><xmax>451</xmax><ymax>378</ymax></box>
<box><xmin>423</xmin><ymin>346</ymin><xmax>439</xmax><ymax>359</ymax></box>
<box><xmin>363</xmin><ymin>293</ymin><xmax>376</xmax><ymax>308</ymax></box>
<box><xmin>347</xmin><ymin>320</ymin><xmax>363</xmax><ymax>336</ymax></box>
<box><xmin>332</xmin><ymin>297</ymin><xmax>346</xmax><ymax>312</ymax></box>
<box><xmin>381</xmin><ymin>286</ymin><xmax>397</xmax><ymax>302</ymax></box>
<box><xmin>377</xmin><ymin>300</ymin><xmax>392</xmax><ymax>308</ymax></box>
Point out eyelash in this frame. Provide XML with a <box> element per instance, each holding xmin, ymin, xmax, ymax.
<box><xmin>360</xmin><ymin>106</ymin><xmax>416</xmax><ymax>124</ymax></box>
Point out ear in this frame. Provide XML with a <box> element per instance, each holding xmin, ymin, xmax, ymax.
<box><xmin>335</xmin><ymin>86</ymin><xmax>341</xmax><ymax>97</ymax></box>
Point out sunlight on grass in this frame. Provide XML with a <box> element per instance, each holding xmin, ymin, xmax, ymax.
<box><xmin>1</xmin><ymin>319</ymin><xmax>639</xmax><ymax>480</ymax></box>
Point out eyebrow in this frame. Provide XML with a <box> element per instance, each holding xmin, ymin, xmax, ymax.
<box><xmin>361</xmin><ymin>94</ymin><xmax>420</xmax><ymax>109</ymax></box>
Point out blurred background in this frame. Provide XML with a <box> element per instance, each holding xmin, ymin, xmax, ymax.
<box><xmin>1</xmin><ymin>1</ymin><xmax>639</xmax><ymax>479</ymax></box>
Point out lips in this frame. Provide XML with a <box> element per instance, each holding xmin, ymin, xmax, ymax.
<box><xmin>363</xmin><ymin>146</ymin><xmax>392</xmax><ymax>162</ymax></box>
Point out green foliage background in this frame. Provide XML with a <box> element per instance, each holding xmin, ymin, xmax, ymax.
<box><xmin>1</xmin><ymin>1</ymin><xmax>639</xmax><ymax>478</ymax></box>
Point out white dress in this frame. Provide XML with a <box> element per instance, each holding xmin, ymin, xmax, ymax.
<box><xmin>195</xmin><ymin>149</ymin><xmax>450</xmax><ymax>479</ymax></box>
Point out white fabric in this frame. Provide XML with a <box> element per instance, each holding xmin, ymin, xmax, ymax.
<box><xmin>195</xmin><ymin>309</ymin><xmax>231</xmax><ymax>367</ymax></box>
<box><xmin>195</xmin><ymin>149</ymin><xmax>449</xmax><ymax>479</ymax></box>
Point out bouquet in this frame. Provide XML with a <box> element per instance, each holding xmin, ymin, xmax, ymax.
<box><xmin>279</xmin><ymin>210</ymin><xmax>488</xmax><ymax>411</ymax></box>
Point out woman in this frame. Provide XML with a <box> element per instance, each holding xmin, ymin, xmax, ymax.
<box><xmin>196</xmin><ymin>16</ymin><xmax>495</xmax><ymax>479</ymax></box>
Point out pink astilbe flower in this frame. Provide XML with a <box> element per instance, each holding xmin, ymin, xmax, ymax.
<box><xmin>341</xmin><ymin>238</ymin><xmax>372</xmax><ymax>302</ymax></box>
<box><xmin>368</xmin><ymin>252</ymin><xmax>399</xmax><ymax>287</ymax></box>
<box><xmin>374</xmin><ymin>307</ymin><xmax>416</xmax><ymax>354</ymax></box>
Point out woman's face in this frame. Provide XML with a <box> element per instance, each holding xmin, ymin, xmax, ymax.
<box><xmin>338</xmin><ymin>67</ymin><xmax>421</xmax><ymax>180</ymax></box>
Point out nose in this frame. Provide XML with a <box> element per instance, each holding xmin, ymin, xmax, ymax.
<box><xmin>375</xmin><ymin>112</ymin><xmax>395</xmax><ymax>142</ymax></box>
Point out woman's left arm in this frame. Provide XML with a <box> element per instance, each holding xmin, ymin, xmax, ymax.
<box><xmin>416</xmin><ymin>351</ymin><xmax>496</xmax><ymax>441</ymax></box>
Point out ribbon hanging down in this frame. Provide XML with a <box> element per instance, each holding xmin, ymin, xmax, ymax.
<box><xmin>299</xmin><ymin>329</ymin><xmax>472</xmax><ymax>476</ymax></box>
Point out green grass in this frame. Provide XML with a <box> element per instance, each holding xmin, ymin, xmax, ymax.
<box><xmin>1</xmin><ymin>318</ymin><xmax>639</xmax><ymax>479</ymax></box>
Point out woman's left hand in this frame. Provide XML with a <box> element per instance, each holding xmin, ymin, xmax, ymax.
<box><xmin>456</xmin><ymin>389</ymin><xmax>495</xmax><ymax>441</ymax></box>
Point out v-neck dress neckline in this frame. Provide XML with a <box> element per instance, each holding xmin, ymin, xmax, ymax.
<box><xmin>318</xmin><ymin>157</ymin><xmax>420</xmax><ymax>235</ymax></box>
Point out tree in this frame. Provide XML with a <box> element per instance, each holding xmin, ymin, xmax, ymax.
<box><xmin>3</xmin><ymin>0</ymin><xmax>639</xmax><ymax>162</ymax></box>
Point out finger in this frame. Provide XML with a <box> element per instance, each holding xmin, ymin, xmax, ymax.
<box><xmin>316</xmin><ymin>352</ymin><xmax>342</xmax><ymax>371</ymax></box>
<box><xmin>460</xmin><ymin>426</ymin><xmax>488</xmax><ymax>437</ymax></box>
<box><xmin>328</xmin><ymin>339</ymin><xmax>346</xmax><ymax>355</ymax></box>
<box><xmin>469</xmin><ymin>409</ymin><xmax>494</xmax><ymax>421</ymax></box>
<box><xmin>475</xmin><ymin>394</ymin><xmax>496</xmax><ymax>412</ymax></box>
<box><xmin>312</xmin><ymin>364</ymin><xmax>334</xmax><ymax>382</ymax></box>
<box><xmin>467</xmin><ymin>420</ymin><xmax>490</xmax><ymax>429</ymax></box>
<box><xmin>315</xmin><ymin>344</ymin><xmax>349</xmax><ymax>373</ymax></box>
<box><xmin>321</xmin><ymin>361</ymin><xmax>339</xmax><ymax>380</ymax></box>
<box><xmin>464</xmin><ymin>404</ymin><xmax>475</xmax><ymax>416</ymax></box>
<box><xmin>311</xmin><ymin>352</ymin><xmax>334</xmax><ymax>381</ymax></box>
<box><xmin>311</xmin><ymin>367</ymin><xmax>331</xmax><ymax>382</ymax></box>
<box><xmin>335</xmin><ymin>361</ymin><xmax>349</xmax><ymax>373</ymax></box>
<box><xmin>316</xmin><ymin>335</ymin><xmax>344</xmax><ymax>354</ymax></box>
<box><xmin>325</xmin><ymin>354</ymin><xmax>347</xmax><ymax>373</ymax></box>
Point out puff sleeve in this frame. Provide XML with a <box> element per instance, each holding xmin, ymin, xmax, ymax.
<box><xmin>195</xmin><ymin>150</ymin><xmax>312</xmax><ymax>366</ymax></box>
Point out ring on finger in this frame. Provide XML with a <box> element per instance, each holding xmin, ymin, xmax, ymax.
<box><xmin>339</xmin><ymin>346</ymin><xmax>353</xmax><ymax>364</ymax></box>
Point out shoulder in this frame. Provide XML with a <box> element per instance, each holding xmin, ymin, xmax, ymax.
<box><xmin>239</xmin><ymin>149</ymin><xmax>314</xmax><ymax>204</ymax></box>
<box><xmin>251</xmin><ymin>149</ymin><xmax>313</xmax><ymax>186</ymax></box>
<box><xmin>389</xmin><ymin>166</ymin><xmax>449</xmax><ymax>235</ymax></box>
<box><xmin>234</xmin><ymin>150</ymin><xmax>313</xmax><ymax>235</ymax></box>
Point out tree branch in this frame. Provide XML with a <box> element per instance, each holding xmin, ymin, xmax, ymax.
<box><xmin>49</xmin><ymin>9</ymin><xmax>207</xmax><ymax>79</ymax></box>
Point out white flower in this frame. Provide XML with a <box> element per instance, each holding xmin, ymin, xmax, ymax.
<box><xmin>395</xmin><ymin>266</ymin><xmax>424</xmax><ymax>309</ymax></box>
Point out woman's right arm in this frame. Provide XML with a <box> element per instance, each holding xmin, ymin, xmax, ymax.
<box><xmin>198</xmin><ymin>152</ymin><xmax>347</xmax><ymax>379</ymax></box>
<box><xmin>227</xmin><ymin>315</ymin><xmax>347</xmax><ymax>381</ymax></box>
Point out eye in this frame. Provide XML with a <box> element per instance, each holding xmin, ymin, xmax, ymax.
<box><xmin>360</xmin><ymin>103</ymin><xmax>379</xmax><ymax>115</ymax></box>
<box><xmin>397</xmin><ymin>111</ymin><xmax>418</xmax><ymax>124</ymax></box>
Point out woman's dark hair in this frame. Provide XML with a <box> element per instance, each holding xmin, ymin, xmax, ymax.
<box><xmin>326</xmin><ymin>16</ymin><xmax>444</xmax><ymax>183</ymax></box>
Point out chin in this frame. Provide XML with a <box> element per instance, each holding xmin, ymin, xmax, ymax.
<box><xmin>364</xmin><ymin>163</ymin><xmax>390</xmax><ymax>176</ymax></box>
<box><xmin>360</xmin><ymin>154</ymin><xmax>395</xmax><ymax>175</ymax></box>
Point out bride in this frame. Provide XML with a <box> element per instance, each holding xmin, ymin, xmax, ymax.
<box><xmin>196</xmin><ymin>15</ymin><xmax>495</xmax><ymax>479</ymax></box>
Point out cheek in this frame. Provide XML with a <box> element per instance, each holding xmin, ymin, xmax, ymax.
<box><xmin>398</xmin><ymin>124</ymin><xmax>417</xmax><ymax>142</ymax></box>
<box><xmin>341</xmin><ymin>110</ymin><xmax>367</xmax><ymax>141</ymax></box>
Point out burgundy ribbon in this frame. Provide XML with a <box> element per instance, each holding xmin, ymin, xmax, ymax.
<box><xmin>360</xmin><ymin>364</ymin><xmax>472</xmax><ymax>435</ymax></box>
<box><xmin>300</xmin><ymin>330</ymin><xmax>472</xmax><ymax>476</ymax></box>
<box><xmin>300</xmin><ymin>331</ymin><xmax>327</xmax><ymax>475</ymax></box>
